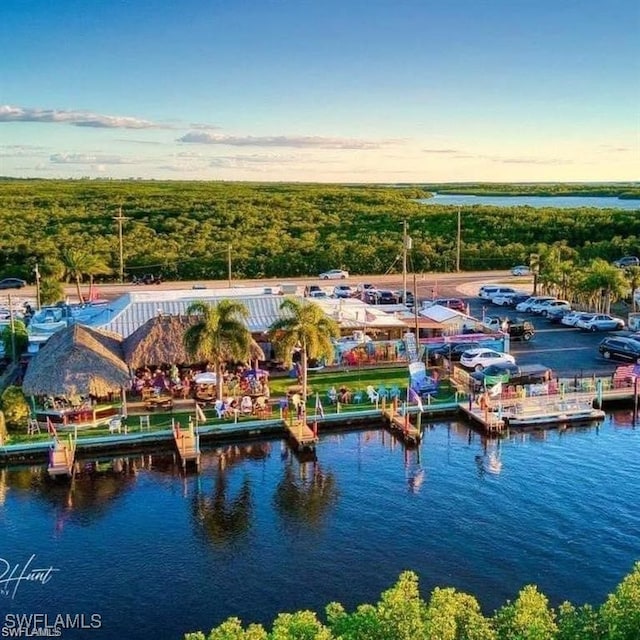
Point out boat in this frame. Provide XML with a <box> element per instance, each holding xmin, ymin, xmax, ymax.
<box><xmin>502</xmin><ymin>399</ymin><xmax>605</xmax><ymax>427</ymax></box>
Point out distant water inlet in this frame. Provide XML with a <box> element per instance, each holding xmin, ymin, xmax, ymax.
<box><xmin>1</xmin><ymin>414</ymin><xmax>639</xmax><ymax>640</ymax></box>
<box><xmin>419</xmin><ymin>193</ymin><xmax>640</xmax><ymax>210</ymax></box>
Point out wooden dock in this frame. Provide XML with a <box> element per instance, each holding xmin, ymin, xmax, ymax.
<box><xmin>382</xmin><ymin>405</ymin><xmax>422</xmax><ymax>444</ymax></box>
<box><xmin>173</xmin><ymin>421</ymin><xmax>201</xmax><ymax>469</ymax></box>
<box><xmin>285</xmin><ymin>418</ymin><xmax>318</xmax><ymax>452</ymax></box>
<box><xmin>47</xmin><ymin>434</ymin><xmax>76</xmax><ymax>477</ymax></box>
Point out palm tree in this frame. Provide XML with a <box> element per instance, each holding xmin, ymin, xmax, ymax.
<box><xmin>183</xmin><ymin>299</ymin><xmax>257</xmax><ymax>399</ymax></box>
<box><xmin>59</xmin><ymin>246</ymin><xmax>111</xmax><ymax>303</ymax></box>
<box><xmin>579</xmin><ymin>259</ymin><xmax>629</xmax><ymax>313</ymax></box>
<box><xmin>268</xmin><ymin>298</ymin><xmax>340</xmax><ymax>418</ymax></box>
<box><xmin>625</xmin><ymin>266</ymin><xmax>640</xmax><ymax>311</ymax></box>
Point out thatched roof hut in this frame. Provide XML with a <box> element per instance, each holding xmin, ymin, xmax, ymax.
<box><xmin>123</xmin><ymin>315</ymin><xmax>197</xmax><ymax>370</ymax></box>
<box><xmin>123</xmin><ymin>314</ymin><xmax>266</xmax><ymax>370</ymax></box>
<box><xmin>22</xmin><ymin>324</ymin><xmax>130</xmax><ymax>398</ymax></box>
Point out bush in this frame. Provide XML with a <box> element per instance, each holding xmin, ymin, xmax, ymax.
<box><xmin>1</xmin><ymin>385</ymin><xmax>30</xmax><ymax>431</ymax></box>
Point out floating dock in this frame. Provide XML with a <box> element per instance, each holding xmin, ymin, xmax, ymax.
<box><xmin>173</xmin><ymin>421</ymin><xmax>201</xmax><ymax>469</ymax></box>
<box><xmin>460</xmin><ymin>391</ymin><xmax>605</xmax><ymax>432</ymax></box>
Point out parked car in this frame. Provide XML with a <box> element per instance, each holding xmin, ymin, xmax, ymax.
<box><xmin>394</xmin><ymin>290</ymin><xmax>415</xmax><ymax>305</ymax></box>
<box><xmin>535</xmin><ymin>299</ymin><xmax>572</xmax><ymax>317</ymax></box>
<box><xmin>598</xmin><ymin>336</ymin><xmax>640</xmax><ymax>362</ymax></box>
<box><xmin>479</xmin><ymin>285</ymin><xmax>518</xmax><ymax>300</ymax></box>
<box><xmin>515</xmin><ymin>296</ymin><xmax>555</xmax><ymax>313</ymax></box>
<box><xmin>354</xmin><ymin>283</ymin><xmax>377</xmax><ymax>299</ymax></box>
<box><xmin>304</xmin><ymin>285</ymin><xmax>322</xmax><ymax>297</ymax></box>
<box><xmin>319</xmin><ymin>269</ymin><xmax>349</xmax><ymax>280</ymax></box>
<box><xmin>546</xmin><ymin>307</ymin><xmax>571</xmax><ymax>324</ymax></box>
<box><xmin>576</xmin><ymin>314</ymin><xmax>625</xmax><ymax>332</ymax></box>
<box><xmin>511</xmin><ymin>265</ymin><xmax>531</xmax><ymax>276</ymax></box>
<box><xmin>613</xmin><ymin>256</ymin><xmax>640</xmax><ymax>268</ymax></box>
<box><xmin>372</xmin><ymin>290</ymin><xmax>399</xmax><ymax>305</ymax></box>
<box><xmin>560</xmin><ymin>311</ymin><xmax>593</xmax><ymax>327</ymax></box>
<box><xmin>308</xmin><ymin>290</ymin><xmax>329</xmax><ymax>299</ymax></box>
<box><xmin>504</xmin><ymin>293</ymin><xmax>532</xmax><ymax>307</ymax></box>
<box><xmin>0</xmin><ymin>277</ymin><xmax>26</xmax><ymax>289</ymax></box>
<box><xmin>529</xmin><ymin>297</ymin><xmax>562</xmax><ymax>314</ymax></box>
<box><xmin>459</xmin><ymin>348</ymin><xmax>516</xmax><ymax>371</ymax></box>
<box><xmin>429</xmin><ymin>341</ymin><xmax>482</xmax><ymax>364</ymax></box>
<box><xmin>132</xmin><ymin>273</ymin><xmax>162</xmax><ymax>285</ymax></box>
<box><xmin>333</xmin><ymin>284</ymin><xmax>353</xmax><ymax>298</ymax></box>
<box><xmin>426</xmin><ymin>297</ymin><xmax>467</xmax><ymax>312</ymax></box>
<box><xmin>470</xmin><ymin>362</ymin><xmax>552</xmax><ymax>391</ymax></box>
<box><xmin>491</xmin><ymin>292</ymin><xmax>526</xmax><ymax>306</ymax></box>
<box><xmin>505</xmin><ymin>319</ymin><xmax>535</xmax><ymax>341</ymax></box>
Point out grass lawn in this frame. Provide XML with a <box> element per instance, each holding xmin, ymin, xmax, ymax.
<box><xmin>5</xmin><ymin>366</ymin><xmax>461</xmax><ymax>447</ymax></box>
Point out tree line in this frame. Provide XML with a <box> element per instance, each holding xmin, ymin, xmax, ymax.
<box><xmin>185</xmin><ymin>563</ymin><xmax>640</xmax><ymax>639</ymax></box>
<box><xmin>0</xmin><ymin>179</ymin><xmax>639</xmax><ymax>305</ymax></box>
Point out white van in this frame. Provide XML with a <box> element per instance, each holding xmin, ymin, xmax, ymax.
<box><xmin>478</xmin><ymin>285</ymin><xmax>517</xmax><ymax>300</ymax></box>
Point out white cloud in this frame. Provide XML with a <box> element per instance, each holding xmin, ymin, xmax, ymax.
<box><xmin>0</xmin><ymin>105</ymin><xmax>159</xmax><ymax>129</ymax></box>
<box><xmin>178</xmin><ymin>131</ymin><xmax>385</xmax><ymax>149</ymax></box>
<box><xmin>50</xmin><ymin>153</ymin><xmax>132</xmax><ymax>165</ymax></box>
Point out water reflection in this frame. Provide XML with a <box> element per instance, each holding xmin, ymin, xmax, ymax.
<box><xmin>404</xmin><ymin>446</ymin><xmax>425</xmax><ymax>493</ymax></box>
<box><xmin>191</xmin><ymin>442</ymin><xmax>272</xmax><ymax>546</ymax></box>
<box><xmin>273</xmin><ymin>445</ymin><xmax>338</xmax><ymax>530</ymax></box>
<box><xmin>1</xmin><ymin>457</ymin><xmax>139</xmax><ymax>533</ymax></box>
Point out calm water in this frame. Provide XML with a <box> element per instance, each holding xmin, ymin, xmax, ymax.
<box><xmin>1</xmin><ymin>413</ymin><xmax>639</xmax><ymax>639</ymax></box>
<box><xmin>420</xmin><ymin>193</ymin><xmax>640</xmax><ymax>210</ymax></box>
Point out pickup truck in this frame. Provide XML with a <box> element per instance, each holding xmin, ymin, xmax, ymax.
<box><xmin>470</xmin><ymin>363</ymin><xmax>552</xmax><ymax>391</ymax></box>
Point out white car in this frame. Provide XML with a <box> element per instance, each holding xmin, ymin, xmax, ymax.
<box><xmin>308</xmin><ymin>290</ymin><xmax>329</xmax><ymax>298</ymax></box>
<box><xmin>460</xmin><ymin>348</ymin><xmax>516</xmax><ymax>371</ymax></box>
<box><xmin>515</xmin><ymin>296</ymin><xmax>555</xmax><ymax>313</ymax></box>
<box><xmin>511</xmin><ymin>265</ymin><xmax>531</xmax><ymax>276</ymax></box>
<box><xmin>560</xmin><ymin>311</ymin><xmax>593</xmax><ymax>327</ymax></box>
<box><xmin>319</xmin><ymin>269</ymin><xmax>349</xmax><ymax>280</ymax></box>
<box><xmin>478</xmin><ymin>285</ymin><xmax>517</xmax><ymax>300</ymax></box>
<box><xmin>536</xmin><ymin>299</ymin><xmax>571</xmax><ymax>316</ymax></box>
<box><xmin>491</xmin><ymin>291</ymin><xmax>527</xmax><ymax>306</ymax></box>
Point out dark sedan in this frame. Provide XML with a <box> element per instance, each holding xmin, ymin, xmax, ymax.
<box><xmin>428</xmin><ymin>341</ymin><xmax>482</xmax><ymax>364</ymax></box>
<box><xmin>0</xmin><ymin>278</ymin><xmax>26</xmax><ymax>290</ymax></box>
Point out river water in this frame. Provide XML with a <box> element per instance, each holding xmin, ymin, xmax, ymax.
<box><xmin>419</xmin><ymin>193</ymin><xmax>640</xmax><ymax>210</ymax></box>
<box><xmin>1</xmin><ymin>413</ymin><xmax>639</xmax><ymax>639</ymax></box>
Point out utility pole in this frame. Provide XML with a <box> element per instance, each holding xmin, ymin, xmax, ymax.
<box><xmin>8</xmin><ymin>293</ymin><xmax>16</xmax><ymax>363</ymax></box>
<box><xmin>34</xmin><ymin>262</ymin><xmax>41</xmax><ymax>310</ymax></box>
<box><xmin>113</xmin><ymin>206</ymin><xmax>129</xmax><ymax>284</ymax></box>
<box><xmin>228</xmin><ymin>244</ymin><xmax>232</xmax><ymax>287</ymax></box>
<box><xmin>402</xmin><ymin>220</ymin><xmax>410</xmax><ymax>305</ymax></box>
<box><xmin>456</xmin><ymin>208</ymin><xmax>461</xmax><ymax>272</ymax></box>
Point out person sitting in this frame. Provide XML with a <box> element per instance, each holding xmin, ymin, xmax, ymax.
<box><xmin>338</xmin><ymin>386</ymin><xmax>351</xmax><ymax>404</ymax></box>
<box><xmin>327</xmin><ymin>386</ymin><xmax>337</xmax><ymax>404</ymax></box>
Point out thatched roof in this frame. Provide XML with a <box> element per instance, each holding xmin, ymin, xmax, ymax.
<box><xmin>123</xmin><ymin>315</ymin><xmax>197</xmax><ymax>369</ymax></box>
<box><xmin>123</xmin><ymin>314</ymin><xmax>265</xmax><ymax>369</ymax></box>
<box><xmin>22</xmin><ymin>324</ymin><xmax>130</xmax><ymax>398</ymax></box>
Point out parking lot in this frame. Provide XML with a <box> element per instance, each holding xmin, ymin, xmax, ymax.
<box><xmin>466</xmin><ymin>298</ymin><xmax>624</xmax><ymax>379</ymax></box>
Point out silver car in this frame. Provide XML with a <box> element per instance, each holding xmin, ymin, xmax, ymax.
<box><xmin>576</xmin><ymin>314</ymin><xmax>625</xmax><ymax>332</ymax></box>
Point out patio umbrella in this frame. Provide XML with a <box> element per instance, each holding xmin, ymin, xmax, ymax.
<box><xmin>194</xmin><ymin>372</ymin><xmax>217</xmax><ymax>384</ymax></box>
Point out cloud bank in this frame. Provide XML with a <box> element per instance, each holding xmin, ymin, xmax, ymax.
<box><xmin>0</xmin><ymin>105</ymin><xmax>158</xmax><ymax>129</ymax></box>
<box><xmin>178</xmin><ymin>132</ymin><xmax>383</xmax><ymax>149</ymax></box>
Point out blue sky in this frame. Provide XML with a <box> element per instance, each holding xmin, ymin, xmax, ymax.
<box><xmin>2</xmin><ymin>0</ymin><xmax>639</xmax><ymax>182</ymax></box>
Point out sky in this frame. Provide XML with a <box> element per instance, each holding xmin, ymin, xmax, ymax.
<box><xmin>1</xmin><ymin>0</ymin><xmax>639</xmax><ymax>182</ymax></box>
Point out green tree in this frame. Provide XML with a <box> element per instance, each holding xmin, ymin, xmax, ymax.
<box><xmin>578</xmin><ymin>259</ymin><xmax>629</xmax><ymax>313</ymax></box>
<box><xmin>556</xmin><ymin>602</ymin><xmax>604</xmax><ymax>640</ymax></box>
<box><xmin>183</xmin><ymin>300</ymin><xmax>256</xmax><ymax>400</ymax></box>
<box><xmin>1</xmin><ymin>319</ymin><xmax>28</xmax><ymax>360</ymax></box>
<box><xmin>600</xmin><ymin>561</ymin><xmax>640</xmax><ymax>640</ymax></box>
<box><xmin>424</xmin><ymin>587</ymin><xmax>496</xmax><ymax>640</ymax></box>
<box><xmin>624</xmin><ymin>266</ymin><xmax>640</xmax><ymax>312</ymax></box>
<box><xmin>59</xmin><ymin>246</ymin><xmax>111</xmax><ymax>303</ymax></box>
<box><xmin>270</xmin><ymin>611</ymin><xmax>333</xmax><ymax>640</ymax></box>
<box><xmin>0</xmin><ymin>411</ymin><xmax>7</xmax><ymax>444</ymax></box>
<box><xmin>493</xmin><ymin>585</ymin><xmax>558</xmax><ymax>640</ymax></box>
<box><xmin>268</xmin><ymin>299</ymin><xmax>340</xmax><ymax>415</ymax></box>
<box><xmin>184</xmin><ymin>618</ymin><xmax>268</xmax><ymax>640</ymax></box>
<box><xmin>39</xmin><ymin>277</ymin><xmax>64</xmax><ymax>305</ymax></box>
<box><xmin>0</xmin><ymin>385</ymin><xmax>30</xmax><ymax>432</ymax></box>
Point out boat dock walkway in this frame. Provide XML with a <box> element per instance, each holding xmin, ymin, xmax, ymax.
<box><xmin>172</xmin><ymin>420</ymin><xmax>200</xmax><ymax>469</ymax></box>
<box><xmin>47</xmin><ymin>434</ymin><xmax>76</xmax><ymax>477</ymax></box>
<box><xmin>285</xmin><ymin>418</ymin><xmax>318</xmax><ymax>452</ymax></box>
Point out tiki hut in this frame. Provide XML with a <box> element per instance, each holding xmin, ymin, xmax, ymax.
<box><xmin>123</xmin><ymin>315</ymin><xmax>198</xmax><ymax>370</ymax></box>
<box><xmin>122</xmin><ymin>315</ymin><xmax>266</xmax><ymax>370</ymax></box>
<box><xmin>22</xmin><ymin>324</ymin><xmax>130</xmax><ymax>399</ymax></box>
